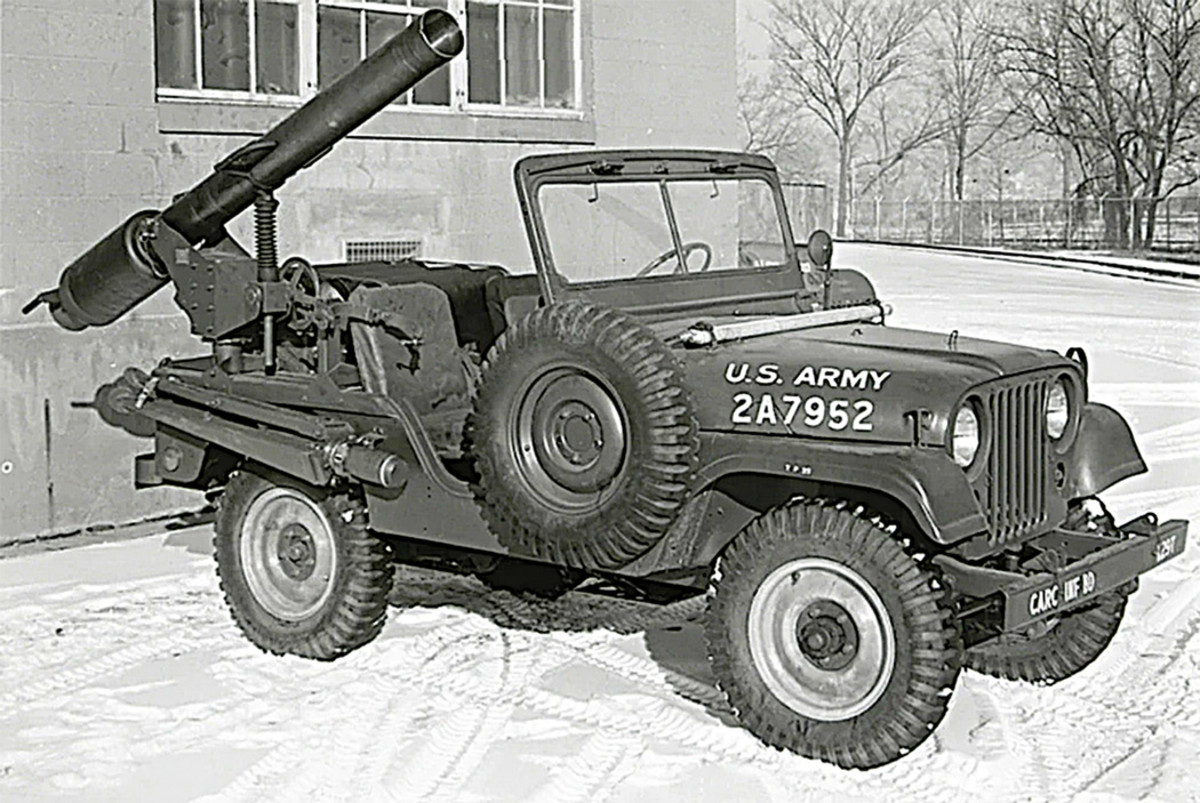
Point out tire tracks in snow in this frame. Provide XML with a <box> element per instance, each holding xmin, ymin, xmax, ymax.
<box><xmin>201</xmin><ymin>617</ymin><xmax>538</xmax><ymax>803</ymax></box>
<box><xmin>971</xmin><ymin>573</ymin><xmax>1200</xmax><ymax>800</ymax></box>
<box><xmin>0</xmin><ymin>615</ymin><xmax>228</xmax><ymax>721</ymax></box>
<box><xmin>526</xmin><ymin>730</ymin><xmax>643</xmax><ymax>803</ymax></box>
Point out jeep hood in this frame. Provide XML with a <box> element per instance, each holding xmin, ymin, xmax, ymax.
<box><xmin>676</xmin><ymin>321</ymin><xmax>1078</xmax><ymax>445</ymax></box>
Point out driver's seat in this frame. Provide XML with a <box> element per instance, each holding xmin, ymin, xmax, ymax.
<box><xmin>483</xmin><ymin>273</ymin><xmax>542</xmax><ymax>345</ymax></box>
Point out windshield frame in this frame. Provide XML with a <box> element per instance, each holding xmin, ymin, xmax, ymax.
<box><xmin>515</xmin><ymin>150</ymin><xmax>800</xmax><ymax>303</ymax></box>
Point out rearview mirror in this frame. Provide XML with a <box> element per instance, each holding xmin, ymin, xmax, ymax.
<box><xmin>805</xmin><ymin>230</ymin><xmax>833</xmax><ymax>268</ymax></box>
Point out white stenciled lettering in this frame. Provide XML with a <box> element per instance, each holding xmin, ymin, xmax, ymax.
<box><xmin>729</xmin><ymin>393</ymin><xmax>878</xmax><ymax>432</ymax></box>
<box><xmin>803</xmin><ymin>396</ymin><xmax>826</xmax><ymax>426</ymax></box>
<box><xmin>731</xmin><ymin>393</ymin><xmax>754</xmax><ymax>423</ymax></box>
<box><xmin>828</xmin><ymin>399</ymin><xmax>850</xmax><ymax>431</ymax></box>
<box><xmin>841</xmin><ymin>369</ymin><xmax>869</xmax><ymax>390</ymax></box>
<box><xmin>782</xmin><ymin>394</ymin><xmax>803</xmax><ymax>426</ymax></box>
<box><xmin>1155</xmin><ymin>535</ymin><xmax>1178</xmax><ymax>563</ymax></box>
<box><xmin>756</xmin><ymin>394</ymin><xmax>778</xmax><ymax>425</ymax></box>
<box><xmin>1062</xmin><ymin>571</ymin><xmax>1097</xmax><ymax>603</ymax></box>
<box><xmin>755</xmin><ymin>364</ymin><xmax>781</xmax><ymax>385</ymax></box>
<box><xmin>1028</xmin><ymin>586</ymin><xmax>1060</xmax><ymax>617</ymax></box>
<box><xmin>789</xmin><ymin>364</ymin><xmax>892</xmax><ymax>392</ymax></box>
<box><xmin>725</xmin><ymin>363</ymin><xmax>751</xmax><ymax>384</ymax></box>
<box><xmin>852</xmin><ymin>400</ymin><xmax>874</xmax><ymax>431</ymax></box>
<box><xmin>817</xmin><ymin>367</ymin><xmax>841</xmax><ymax>387</ymax></box>
<box><xmin>793</xmin><ymin>366</ymin><xmax>817</xmax><ymax>387</ymax></box>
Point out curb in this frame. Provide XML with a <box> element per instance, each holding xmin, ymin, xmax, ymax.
<box><xmin>844</xmin><ymin>240</ymin><xmax>1200</xmax><ymax>288</ymax></box>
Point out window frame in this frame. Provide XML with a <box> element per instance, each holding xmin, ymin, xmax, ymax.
<box><xmin>154</xmin><ymin>0</ymin><xmax>586</xmax><ymax>122</ymax></box>
<box><xmin>536</xmin><ymin>175</ymin><xmax>794</xmax><ymax>286</ymax></box>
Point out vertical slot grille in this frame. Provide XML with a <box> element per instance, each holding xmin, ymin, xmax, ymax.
<box><xmin>981</xmin><ymin>377</ymin><xmax>1049</xmax><ymax>545</ymax></box>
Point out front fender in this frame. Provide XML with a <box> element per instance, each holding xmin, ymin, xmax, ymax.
<box><xmin>695</xmin><ymin>433</ymin><xmax>985</xmax><ymax>545</ymax></box>
<box><xmin>1062</xmin><ymin>402</ymin><xmax>1147</xmax><ymax>498</ymax></box>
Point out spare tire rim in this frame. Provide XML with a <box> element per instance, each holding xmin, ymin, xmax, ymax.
<box><xmin>747</xmin><ymin>557</ymin><xmax>895</xmax><ymax>721</ymax></box>
<box><xmin>511</xmin><ymin>364</ymin><xmax>628</xmax><ymax>512</ymax></box>
<box><xmin>240</xmin><ymin>487</ymin><xmax>338</xmax><ymax>621</ymax></box>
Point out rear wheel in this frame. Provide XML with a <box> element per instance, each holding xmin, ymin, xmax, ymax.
<box><xmin>214</xmin><ymin>469</ymin><xmax>393</xmax><ymax>660</ymax></box>
<box><xmin>706</xmin><ymin>500</ymin><xmax>962</xmax><ymax>769</ymax></box>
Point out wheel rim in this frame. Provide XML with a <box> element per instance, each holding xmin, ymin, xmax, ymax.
<box><xmin>747</xmin><ymin>557</ymin><xmax>896</xmax><ymax>721</ymax></box>
<box><xmin>510</xmin><ymin>364</ymin><xmax>628</xmax><ymax>512</ymax></box>
<box><xmin>240</xmin><ymin>487</ymin><xmax>338</xmax><ymax>621</ymax></box>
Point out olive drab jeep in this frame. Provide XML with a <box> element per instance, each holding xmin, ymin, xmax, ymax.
<box><xmin>26</xmin><ymin>12</ymin><xmax>1188</xmax><ymax>770</ymax></box>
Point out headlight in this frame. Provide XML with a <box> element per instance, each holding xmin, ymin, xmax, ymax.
<box><xmin>952</xmin><ymin>405</ymin><xmax>980</xmax><ymax>468</ymax></box>
<box><xmin>1046</xmin><ymin>379</ymin><xmax>1069</xmax><ymax>440</ymax></box>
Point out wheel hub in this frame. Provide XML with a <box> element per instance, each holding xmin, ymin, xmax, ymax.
<box><xmin>796</xmin><ymin>600</ymin><xmax>859</xmax><ymax>671</ymax></box>
<box><xmin>551</xmin><ymin>400</ymin><xmax>605</xmax><ymax>467</ymax></box>
<box><xmin>277</xmin><ymin>523</ymin><xmax>317</xmax><ymax>581</ymax></box>
<box><xmin>240</xmin><ymin>488</ymin><xmax>338</xmax><ymax>621</ymax></box>
<box><xmin>515</xmin><ymin>366</ymin><xmax>627</xmax><ymax>508</ymax></box>
<box><xmin>747</xmin><ymin>557</ymin><xmax>896</xmax><ymax>721</ymax></box>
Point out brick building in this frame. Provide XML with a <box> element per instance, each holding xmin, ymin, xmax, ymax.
<box><xmin>0</xmin><ymin>0</ymin><xmax>737</xmax><ymax>541</ymax></box>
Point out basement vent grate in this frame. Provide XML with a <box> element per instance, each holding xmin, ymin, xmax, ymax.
<box><xmin>345</xmin><ymin>239</ymin><xmax>423</xmax><ymax>263</ymax></box>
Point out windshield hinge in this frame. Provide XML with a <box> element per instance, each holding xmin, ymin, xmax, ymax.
<box><xmin>590</xmin><ymin>160</ymin><xmax>625</xmax><ymax>175</ymax></box>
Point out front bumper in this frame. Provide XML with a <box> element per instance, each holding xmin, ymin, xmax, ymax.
<box><xmin>935</xmin><ymin>516</ymin><xmax>1188</xmax><ymax>634</ymax></box>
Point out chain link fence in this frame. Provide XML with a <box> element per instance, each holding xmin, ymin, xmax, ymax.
<box><xmin>845</xmin><ymin>196</ymin><xmax>1200</xmax><ymax>252</ymax></box>
<box><xmin>783</xmin><ymin>182</ymin><xmax>834</xmax><ymax>240</ymax></box>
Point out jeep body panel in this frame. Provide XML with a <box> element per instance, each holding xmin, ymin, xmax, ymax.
<box><xmin>674</xmin><ymin>323</ymin><xmax>1082</xmax><ymax>446</ymax></box>
<box><xmin>691</xmin><ymin>432</ymin><xmax>987</xmax><ymax>542</ymax></box>
<box><xmin>1062</xmin><ymin>402</ymin><xmax>1148</xmax><ymax>497</ymax></box>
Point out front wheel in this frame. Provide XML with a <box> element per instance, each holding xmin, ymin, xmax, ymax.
<box><xmin>965</xmin><ymin>590</ymin><xmax>1128</xmax><ymax>684</ymax></box>
<box><xmin>214</xmin><ymin>469</ymin><xmax>394</xmax><ymax>660</ymax></box>
<box><xmin>705</xmin><ymin>500</ymin><xmax>962</xmax><ymax>769</ymax></box>
<box><xmin>965</xmin><ymin>502</ymin><xmax>1130</xmax><ymax>685</ymax></box>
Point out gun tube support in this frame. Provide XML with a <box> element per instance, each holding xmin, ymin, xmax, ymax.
<box><xmin>255</xmin><ymin>192</ymin><xmax>280</xmax><ymax>374</ymax></box>
<box><xmin>27</xmin><ymin>10</ymin><xmax>464</xmax><ymax>331</ymax></box>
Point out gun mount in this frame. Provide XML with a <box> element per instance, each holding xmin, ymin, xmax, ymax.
<box><xmin>24</xmin><ymin>9</ymin><xmax>463</xmax><ymax>338</ymax></box>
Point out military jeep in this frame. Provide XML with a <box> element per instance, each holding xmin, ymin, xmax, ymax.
<box><xmin>26</xmin><ymin>11</ymin><xmax>1186</xmax><ymax>770</ymax></box>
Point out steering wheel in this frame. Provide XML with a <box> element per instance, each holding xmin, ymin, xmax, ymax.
<box><xmin>636</xmin><ymin>241</ymin><xmax>713</xmax><ymax>277</ymax></box>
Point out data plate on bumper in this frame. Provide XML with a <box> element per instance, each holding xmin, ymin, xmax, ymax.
<box><xmin>1005</xmin><ymin>519</ymin><xmax>1187</xmax><ymax>631</ymax></box>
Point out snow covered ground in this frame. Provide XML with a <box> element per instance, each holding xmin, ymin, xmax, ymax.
<box><xmin>1</xmin><ymin>247</ymin><xmax>1198</xmax><ymax>803</ymax></box>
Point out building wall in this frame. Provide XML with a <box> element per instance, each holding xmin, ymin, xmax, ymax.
<box><xmin>0</xmin><ymin>0</ymin><xmax>736</xmax><ymax>541</ymax></box>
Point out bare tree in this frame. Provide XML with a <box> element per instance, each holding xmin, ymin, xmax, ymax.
<box><xmin>854</xmin><ymin>89</ymin><xmax>947</xmax><ymax>198</ymax></box>
<box><xmin>766</xmin><ymin>0</ymin><xmax>932</xmax><ymax>235</ymax></box>
<box><xmin>997</xmin><ymin>0</ymin><xmax>1200</xmax><ymax>246</ymax></box>
<box><xmin>738</xmin><ymin>70</ymin><xmax>797</xmax><ymax>159</ymax></box>
<box><xmin>929</xmin><ymin>0</ymin><xmax>1012</xmax><ymax>200</ymax></box>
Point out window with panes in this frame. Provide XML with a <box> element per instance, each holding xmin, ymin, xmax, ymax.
<box><xmin>153</xmin><ymin>0</ymin><xmax>579</xmax><ymax>113</ymax></box>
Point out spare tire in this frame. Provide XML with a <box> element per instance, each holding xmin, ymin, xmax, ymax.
<box><xmin>468</xmin><ymin>300</ymin><xmax>699</xmax><ymax>570</ymax></box>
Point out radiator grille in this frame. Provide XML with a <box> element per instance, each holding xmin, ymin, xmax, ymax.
<box><xmin>345</xmin><ymin>239</ymin><xmax>422</xmax><ymax>263</ymax></box>
<box><xmin>979</xmin><ymin>377</ymin><xmax>1050</xmax><ymax>545</ymax></box>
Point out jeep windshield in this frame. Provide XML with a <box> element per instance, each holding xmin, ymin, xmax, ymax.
<box><xmin>522</xmin><ymin>155</ymin><xmax>794</xmax><ymax>285</ymax></box>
